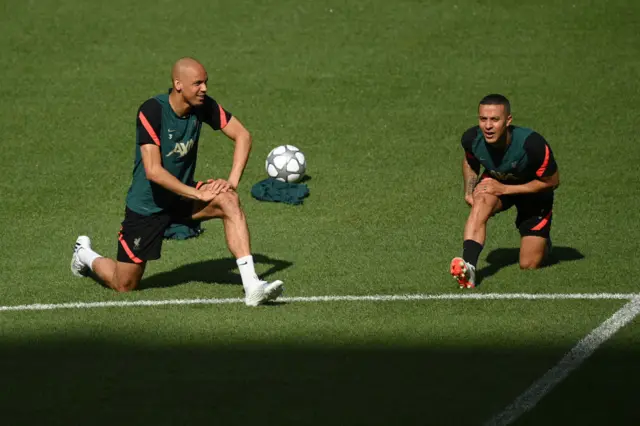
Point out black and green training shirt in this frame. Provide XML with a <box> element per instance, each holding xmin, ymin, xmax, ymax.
<box><xmin>461</xmin><ymin>125</ymin><xmax>557</xmax><ymax>185</ymax></box>
<box><xmin>125</xmin><ymin>92</ymin><xmax>232</xmax><ymax>215</ymax></box>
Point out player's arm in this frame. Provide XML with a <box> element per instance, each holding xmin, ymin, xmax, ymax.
<box><xmin>461</xmin><ymin>128</ymin><xmax>481</xmax><ymax>206</ymax></box>
<box><xmin>462</xmin><ymin>157</ymin><xmax>480</xmax><ymax>205</ymax></box>
<box><xmin>502</xmin><ymin>133</ymin><xmax>560</xmax><ymax>195</ymax></box>
<box><xmin>201</xmin><ymin>97</ymin><xmax>250</xmax><ymax>189</ymax></box>
<box><xmin>500</xmin><ymin>171</ymin><xmax>559</xmax><ymax>195</ymax></box>
<box><xmin>221</xmin><ymin>117</ymin><xmax>252</xmax><ymax>189</ymax></box>
<box><xmin>137</xmin><ymin>100</ymin><xmax>216</xmax><ymax>202</ymax></box>
<box><xmin>140</xmin><ymin>145</ymin><xmax>212</xmax><ymax>201</ymax></box>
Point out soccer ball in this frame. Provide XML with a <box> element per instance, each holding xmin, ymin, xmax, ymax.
<box><xmin>265</xmin><ymin>145</ymin><xmax>306</xmax><ymax>183</ymax></box>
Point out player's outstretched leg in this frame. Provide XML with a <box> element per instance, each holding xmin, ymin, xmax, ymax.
<box><xmin>450</xmin><ymin>190</ymin><xmax>502</xmax><ymax>288</ymax></box>
<box><xmin>450</xmin><ymin>257</ymin><xmax>476</xmax><ymax>289</ymax></box>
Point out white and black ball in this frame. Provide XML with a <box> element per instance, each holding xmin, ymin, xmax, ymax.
<box><xmin>265</xmin><ymin>145</ymin><xmax>307</xmax><ymax>183</ymax></box>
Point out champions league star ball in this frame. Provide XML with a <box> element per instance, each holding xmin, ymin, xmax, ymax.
<box><xmin>265</xmin><ymin>145</ymin><xmax>307</xmax><ymax>183</ymax></box>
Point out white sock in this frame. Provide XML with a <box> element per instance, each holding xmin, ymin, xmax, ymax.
<box><xmin>237</xmin><ymin>255</ymin><xmax>260</xmax><ymax>287</ymax></box>
<box><xmin>78</xmin><ymin>247</ymin><xmax>102</xmax><ymax>271</ymax></box>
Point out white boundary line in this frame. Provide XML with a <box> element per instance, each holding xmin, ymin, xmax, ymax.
<box><xmin>0</xmin><ymin>292</ymin><xmax>638</xmax><ymax>313</ymax></box>
<box><xmin>485</xmin><ymin>297</ymin><xmax>640</xmax><ymax>426</ymax></box>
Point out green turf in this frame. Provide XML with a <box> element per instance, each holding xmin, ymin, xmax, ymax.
<box><xmin>514</xmin><ymin>313</ymin><xmax>640</xmax><ymax>426</ymax></box>
<box><xmin>0</xmin><ymin>0</ymin><xmax>639</xmax><ymax>424</ymax></box>
<box><xmin>0</xmin><ymin>300</ymin><xmax>629</xmax><ymax>425</ymax></box>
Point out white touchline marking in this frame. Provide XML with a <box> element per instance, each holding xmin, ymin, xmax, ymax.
<box><xmin>0</xmin><ymin>292</ymin><xmax>638</xmax><ymax>313</ymax></box>
<box><xmin>485</xmin><ymin>297</ymin><xmax>640</xmax><ymax>426</ymax></box>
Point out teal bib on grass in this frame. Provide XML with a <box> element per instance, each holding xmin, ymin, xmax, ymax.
<box><xmin>163</xmin><ymin>222</ymin><xmax>203</xmax><ymax>240</ymax></box>
<box><xmin>251</xmin><ymin>178</ymin><xmax>310</xmax><ymax>205</ymax></box>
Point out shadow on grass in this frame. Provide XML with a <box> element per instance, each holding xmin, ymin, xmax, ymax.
<box><xmin>0</xmin><ymin>337</ymin><xmax>637</xmax><ymax>426</ymax></box>
<box><xmin>139</xmin><ymin>253</ymin><xmax>293</xmax><ymax>290</ymax></box>
<box><xmin>477</xmin><ymin>246</ymin><xmax>585</xmax><ymax>285</ymax></box>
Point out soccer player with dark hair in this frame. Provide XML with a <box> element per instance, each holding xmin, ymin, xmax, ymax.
<box><xmin>71</xmin><ymin>57</ymin><xmax>283</xmax><ymax>306</ymax></box>
<box><xmin>450</xmin><ymin>94</ymin><xmax>560</xmax><ymax>288</ymax></box>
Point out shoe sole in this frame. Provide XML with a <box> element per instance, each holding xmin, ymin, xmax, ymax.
<box><xmin>70</xmin><ymin>252</ymin><xmax>88</xmax><ymax>277</ymax></box>
<box><xmin>245</xmin><ymin>296</ymin><xmax>264</xmax><ymax>307</ymax></box>
<box><xmin>450</xmin><ymin>257</ymin><xmax>475</xmax><ymax>289</ymax></box>
<box><xmin>71</xmin><ymin>236</ymin><xmax>91</xmax><ymax>277</ymax></box>
<box><xmin>264</xmin><ymin>280</ymin><xmax>284</xmax><ymax>301</ymax></box>
<box><xmin>245</xmin><ymin>280</ymin><xmax>284</xmax><ymax>307</ymax></box>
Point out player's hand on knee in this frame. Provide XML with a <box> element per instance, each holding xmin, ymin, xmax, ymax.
<box><xmin>196</xmin><ymin>189</ymin><xmax>219</xmax><ymax>202</ymax></box>
<box><xmin>195</xmin><ymin>182</ymin><xmax>220</xmax><ymax>202</ymax></box>
<box><xmin>199</xmin><ymin>179</ymin><xmax>232</xmax><ymax>194</ymax></box>
<box><xmin>474</xmin><ymin>177</ymin><xmax>505</xmax><ymax>197</ymax></box>
<box><xmin>208</xmin><ymin>179</ymin><xmax>232</xmax><ymax>194</ymax></box>
<box><xmin>198</xmin><ymin>179</ymin><xmax>216</xmax><ymax>192</ymax></box>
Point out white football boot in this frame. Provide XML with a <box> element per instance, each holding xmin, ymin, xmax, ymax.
<box><xmin>264</xmin><ymin>280</ymin><xmax>284</xmax><ymax>301</ymax></box>
<box><xmin>244</xmin><ymin>280</ymin><xmax>284</xmax><ymax>307</ymax></box>
<box><xmin>70</xmin><ymin>236</ymin><xmax>91</xmax><ymax>277</ymax></box>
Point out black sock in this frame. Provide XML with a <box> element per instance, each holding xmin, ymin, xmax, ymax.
<box><xmin>462</xmin><ymin>240</ymin><xmax>483</xmax><ymax>267</ymax></box>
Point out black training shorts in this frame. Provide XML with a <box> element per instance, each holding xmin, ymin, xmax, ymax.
<box><xmin>498</xmin><ymin>192</ymin><xmax>554</xmax><ymax>238</ymax></box>
<box><xmin>117</xmin><ymin>200</ymin><xmax>195</xmax><ymax>264</ymax></box>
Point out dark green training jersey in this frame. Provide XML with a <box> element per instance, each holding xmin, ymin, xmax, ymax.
<box><xmin>125</xmin><ymin>92</ymin><xmax>232</xmax><ymax>215</ymax></box>
<box><xmin>461</xmin><ymin>125</ymin><xmax>557</xmax><ymax>185</ymax></box>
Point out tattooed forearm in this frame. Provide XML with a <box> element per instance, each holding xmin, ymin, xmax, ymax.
<box><xmin>465</xmin><ymin>177</ymin><xmax>477</xmax><ymax>195</ymax></box>
<box><xmin>462</xmin><ymin>158</ymin><xmax>479</xmax><ymax>197</ymax></box>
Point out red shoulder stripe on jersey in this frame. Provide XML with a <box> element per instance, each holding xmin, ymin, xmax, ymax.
<box><xmin>536</xmin><ymin>144</ymin><xmax>550</xmax><ymax>177</ymax></box>
<box><xmin>465</xmin><ymin>152</ymin><xmax>475</xmax><ymax>160</ymax></box>
<box><xmin>118</xmin><ymin>232</ymin><xmax>144</xmax><ymax>264</ymax></box>
<box><xmin>139</xmin><ymin>112</ymin><xmax>161</xmax><ymax>146</ymax></box>
<box><xmin>531</xmin><ymin>210</ymin><xmax>552</xmax><ymax>231</ymax></box>
<box><xmin>218</xmin><ymin>105</ymin><xmax>228</xmax><ymax>129</ymax></box>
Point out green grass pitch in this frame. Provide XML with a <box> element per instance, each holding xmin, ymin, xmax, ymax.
<box><xmin>0</xmin><ymin>0</ymin><xmax>639</xmax><ymax>424</ymax></box>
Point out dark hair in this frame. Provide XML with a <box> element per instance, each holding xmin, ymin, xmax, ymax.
<box><xmin>479</xmin><ymin>94</ymin><xmax>511</xmax><ymax>114</ymax></box>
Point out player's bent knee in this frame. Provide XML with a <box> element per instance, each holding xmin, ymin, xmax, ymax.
<box><xmin>112</xmin><ymin>262</ymin><xmax>143</xmax><ymax>292</ymax></box>
<box><xmin>472</xmin><ymin>192</ymin><xmax>497</xmax><ymax>206</ymax></box>
<box><xmin>211</xmin><ymin>190</ymin><xmax>238</xmax><ymax>206</ymax></box>
<box><xmin>215</xmin><ymin>191</ymin><xmax>242</xmax><ymax>215</ymax></box>
<box><xmin>519</xmin><ymin>259</ymin><xmax>543</xmax><ymax>270</ymax></box>
<box><xmin>112</xmin><ymin>277</ymin><xmax>139</xmax><ymax>292</ymax></box>
<box><xmin>113</xmin><ymin>283</ymin><xmax>135</xmax><ymax>292</ymax></box>
<box><xmin>469</xmin><ymin>194</ymin><xmax>498</xmax><ymax>221</ymax></box>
